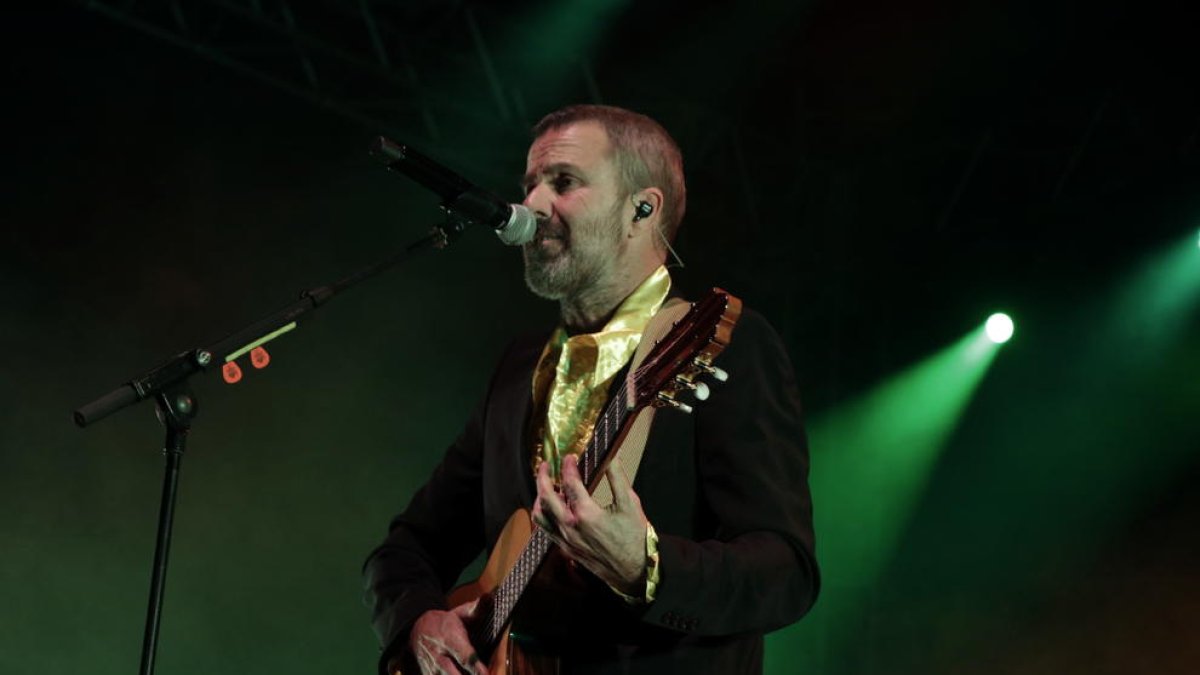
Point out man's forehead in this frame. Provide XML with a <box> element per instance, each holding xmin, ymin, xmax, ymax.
<box><xmin>525</xmin><ymin>121</ymin><xmax>612</xmax><ymax>170</ymax></box>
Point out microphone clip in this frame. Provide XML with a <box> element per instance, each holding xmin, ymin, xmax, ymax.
<box><xmin>431</xmin><ymin>211</ymin><xmax>469</xmax><ymax>249</ymax></box>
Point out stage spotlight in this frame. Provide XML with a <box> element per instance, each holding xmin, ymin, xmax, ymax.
<box><xmin>986</xmin><ymin>313</ymin><xmax>1014</xmax><ymax>344</ymax></box>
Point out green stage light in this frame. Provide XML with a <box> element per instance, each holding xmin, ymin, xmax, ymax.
<box><xmin>985</xmin><ymin>312</ymin><xmax>1014</xmax><ymax>344</ymax></box>
<box><xmin>1109</xmin><ymin>230</ymin><xmax>1200</xmax><ymax>350</ymax></box>
<box><xmin>768</xmin><ymin>323</ymin><xmax>1004</xmax><ymax>670</ymax></box>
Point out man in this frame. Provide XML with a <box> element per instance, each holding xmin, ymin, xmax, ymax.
<box><xmin>363</xmin><ymin>105</ymin><xmax>818</xmax><ymax>674</ymax></box>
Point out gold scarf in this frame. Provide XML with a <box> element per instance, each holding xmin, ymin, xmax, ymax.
<box><xmin>530</xmin><ymin>265</ymin><xmax>671</xmax><ymax>477</ymax></box>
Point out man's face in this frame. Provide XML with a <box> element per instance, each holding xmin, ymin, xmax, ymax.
<box><xmin>521</xmin><ymin>121</ymin><xmax>628</xmax><ymax>301</ymax></box>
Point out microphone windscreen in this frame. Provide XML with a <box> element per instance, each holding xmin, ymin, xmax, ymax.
<box><xmin>496</xmin><ymin>205</ymin><xmax>537</xmax><ymax>246</ymax></box>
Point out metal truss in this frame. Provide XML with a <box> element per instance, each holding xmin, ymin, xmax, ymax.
<box><xmin>78</xmin><ymin>0</ymin><xmax>535</xmax><ymax>152</ymax></box>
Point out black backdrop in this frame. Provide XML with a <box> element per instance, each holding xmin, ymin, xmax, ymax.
<box><xmin>2</xmin><ymin>2</ymin><xmax>1197</xmax><ymax>674</ymax></box>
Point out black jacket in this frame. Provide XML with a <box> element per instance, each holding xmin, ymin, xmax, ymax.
<box><xmin>363</xmin><ymin>307</ymin><xmax>819</xmax><ymax>674</ymax></box>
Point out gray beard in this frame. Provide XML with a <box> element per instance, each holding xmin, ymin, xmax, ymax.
<box><xmin>522</xmin><ymin>209</ymin><xmax>626</xmax><ymax>302</ymax></box>
<box><xmin>522</xmin><ymin>243</ymin><xmax>603</xmax><ymax>301</ymax></box>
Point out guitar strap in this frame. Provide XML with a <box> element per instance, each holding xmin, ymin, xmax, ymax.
<box><xmin>588</xmin><ymin>297</ymin><xmax>691</xmax><ymax>508</ymax></box>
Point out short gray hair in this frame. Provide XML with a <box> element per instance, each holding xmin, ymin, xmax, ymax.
<box><xmin>532</xmin><ymin>104</ymin><xmax>687</xmax><ymax>244</ymax></box>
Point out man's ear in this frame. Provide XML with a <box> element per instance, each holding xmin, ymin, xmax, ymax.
<box><xmin>629</xmin><ymin>188</ymin><xmax>665</xmax><ymax>232</ymax></box>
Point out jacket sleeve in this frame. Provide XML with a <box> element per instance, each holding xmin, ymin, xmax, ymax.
<box><xmin>640</xmin><ymin>309</ymin><xmax>820</xmax><ymax>636</ymax></box>
<box><xmin>361</xmin><ymin>372</ymin><xmax>494</xmax><ymax>673</ymax></box>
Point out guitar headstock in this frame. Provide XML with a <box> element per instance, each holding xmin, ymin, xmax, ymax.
<box><xmin>631</xmin><ymin>288</ymin><xmax>742</xmax><ymax>414</ymax></box>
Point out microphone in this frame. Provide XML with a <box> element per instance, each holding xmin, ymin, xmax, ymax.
<box><xmin>371</xmin><ymin>137</ymin><xmax>536</xmax><ymax>246</ymax></box>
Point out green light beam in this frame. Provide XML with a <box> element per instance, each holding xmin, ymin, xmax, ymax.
<box><xmin>1108</xmin><ymin>229</ymin><xmax>1200</xmax><ymax>352</ymax></box>
<box><xmin>811</xmin><ymin>326</ymin><xmax>1000</xmax><ymax>588</ymax></box>
<box><xmin>766</xmin><ymin>325</ymin><xmax>1003</xmax><ymax>672</ymax></box>
<box><xmin>496</xmin><ymin>0</ymin><xmax>630</xmax><ymax>109</ymax></box>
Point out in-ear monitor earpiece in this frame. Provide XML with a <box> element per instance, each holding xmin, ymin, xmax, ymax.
<box><xmin>633</xmin><ymin>201</ymin><xmax>653</xmax><ymax>222</ymax></box>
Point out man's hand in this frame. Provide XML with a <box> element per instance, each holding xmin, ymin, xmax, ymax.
<box><xmin>532</xmin><ymin>453</ymin><xmax>648</xmax><ymax>595</ymax></box>
<box><xmin>408</xmin><ymin>601</ymin><xmax>488</xmax><ymax>675</ymax></box>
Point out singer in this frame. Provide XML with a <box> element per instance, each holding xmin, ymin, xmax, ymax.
<box><xmin>363</xmin><ymin>105</ymin><xmax>818</xmax><ymax>675</ymax></box>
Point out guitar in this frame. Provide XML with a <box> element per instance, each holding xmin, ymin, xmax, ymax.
<box><xmin>445</xmin><ymin>288</ymin><xmax>743</xmax><ymax>674</ymax></box>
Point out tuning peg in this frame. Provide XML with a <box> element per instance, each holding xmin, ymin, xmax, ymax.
<box><xmin>666</xmin><ymin>399</ymin><xmax>694</xmax><ymax>414</ymax></box>
<box><xmin>674</xmin><ymin>377</ymin><xmax>710</xmax><ymax>401</ymax></box>
<box><xmin>657</xmin><ymin>393</ymin><xmax>694</xmax><ymax>414</ymax></box>
<box><xmin>696</xmin><ymin>363</ymin><xmax>729</xmax><ymax>382</ymax></box>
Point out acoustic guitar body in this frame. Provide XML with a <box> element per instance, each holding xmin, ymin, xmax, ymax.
<box><xmin>440</xmin><ymin>289</ymin><xmax>742</xmax><ymax>675</ymax></box>
<box><xmin>448</xmin><ymin>509</ymin><xmax>563</xmax><ymax>675</ymax></box>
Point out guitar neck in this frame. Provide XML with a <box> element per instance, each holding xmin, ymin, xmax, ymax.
<box><xmin>474</xmin><ymin>386</ymin><xmax>633</xmax><ymax>649</ymax></box>
<box><xmin>470</xmin><ymin>289</ymin><xmax>740</xmax><ymax>653</ymax></box>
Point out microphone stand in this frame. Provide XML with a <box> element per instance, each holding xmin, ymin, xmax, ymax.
<box><xmin>74</xmin><ymin>215</ymin><xmax>470</xmax><ymax>675</ymax></box>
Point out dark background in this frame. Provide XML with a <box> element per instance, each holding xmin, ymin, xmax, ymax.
<box><xmin>2</xmin><ymin>1</ymin><xmax>1196</xmax><ymax>673</ymax></box>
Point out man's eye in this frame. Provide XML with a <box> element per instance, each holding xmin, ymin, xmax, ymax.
<box><xmin>552</xmin><ymin>175</ymin><xmax>576</xmax><ymax>192</ymax></box>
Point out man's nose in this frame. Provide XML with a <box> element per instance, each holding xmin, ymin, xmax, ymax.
<box><xmin>522</xmin><ymin>184</ymin><xmax>553</xmax><ymax>220</ymax></box>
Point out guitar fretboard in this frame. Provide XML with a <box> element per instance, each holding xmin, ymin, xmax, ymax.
<box><xmin>476</xmin><ymin>384</ymin><xmax>632</xmax><ymax>648</ymax></box>
<box><xmin>469</xmin><ymin>291</ymin><xmax>729</xmax><ymax>652</ymax></box>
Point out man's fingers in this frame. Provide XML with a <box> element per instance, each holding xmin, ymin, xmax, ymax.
<box><xmin>535</xmin><ymin>459</ymin><xmax>574</xmax><ymax>525</ymax></box>
<box><xmin>535</xmin><ymin>458</ymin><xmax>554</xmax><ymax>491</ymax></box>
<box><xmin>531</xmin><ymin>493</ymin><xmax>548</xmax><ymax>528</ymax></box>
<box><xmin>533</xmin><ymin>498</ymin><xmax>565</xmax><ymax>541</ymax></box>
<box><xmin>535</xmin><ymin>461</ymin><xmax>561</xmax><ymax>511</ymax></box>
<box><xmin>536</xmin><ymin>499</ymin><xmax>568</xmax><ymax>532</ymax></box>
<box><xmin>434</xmin><ymin>654</ymin><xmax>460</xmax><ymax>674</ymax></box>
<box><xmin>606</xmin><ymin>463</ymin><xmax>634</xmax><ymax>513</ymax></box>
<box><xmin>561</xmin><ymin>455</ymin><xmax>598</xmax><ymax>515</ymax></box>
<box><xmin>449</xmin><ymin>648</ymin><xmax>489</xmax><ymax>675</ymax></box>
<box><xmin>419</xmin><ymin>634</ymin><xmax>457</xmax><ymax>667</ymax></box>
<box><xmin>469</xmin><ymin>650</ymin><xmax>491</xmax><ymax>675</ymax></box>
<box><xmin>450</xmin><ymin>599</ymin><xmax>490</xmax><ymax>671</ymax></box>
<box><xmin>429</xmin><ymin>629</ymin><xmax>484</xmax><ymax>675</ymax></box>
<box><xmin>531</xmin><ymin>500</ymin><xmax>552</xmax><ymax>532</ymax></box>
<box><xmin>560</xmin><ymin>452</ymin><xmax>583</xmax><ymax>489</ymax></box>
<box><xmin>452</xmin><ymin>598</ymin><xmax>478</xmax><ymax>619</ymax></box>
<box><xmin>415</xmin><ymin>634</ymin><xmax>448</xmax><ymax>672</ymax></box>
<box><xmin>415</xmin><ymin>639</ymin><xmax>442</xmax><ymax>675</ymax></box>
<box><xmin>413</xmin><ymin>610</ymin><xmax>487</xmax><ymax>675</ymax></box>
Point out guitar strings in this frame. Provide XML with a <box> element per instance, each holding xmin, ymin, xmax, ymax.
<box><xmin>476</xmin><ymin>299</ymin><xmax>721</xmax><ymax>642</ymax></box>
<box><xmin>478</xmin><ymin>386</ymin><xmax>630</xmax><ymax>642</ymax></box>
